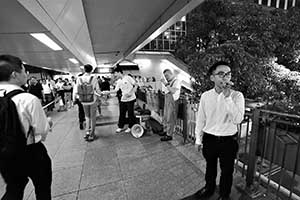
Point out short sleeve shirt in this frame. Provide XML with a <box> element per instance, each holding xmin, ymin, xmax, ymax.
<box><xmin>115</xmin><ymin>75</ymin><xmax>136</xmax><ymax>102</ymax></box>
<box><xmin>162</xmin><ymin>78</ymin><xmax>181</xmax><ymax>101</ymax></box>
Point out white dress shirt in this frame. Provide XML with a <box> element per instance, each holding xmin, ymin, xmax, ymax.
<box><xmin>42</xmin><ymin>83</ymin><xmax>52</xmax><ymax>94</ymax></box>
<box><xmin>0</xmin><ymin>84</ymin><xmax>50</xmax><ymax>145</ymax></box>
<box><xmin>195</xmin><ymin>88</ymin><xmax>245</xmax><ymax>145</ymax></box>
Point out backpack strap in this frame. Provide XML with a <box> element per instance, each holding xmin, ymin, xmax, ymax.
<box><xmin>89</xmin><ymin>76</ymin><xmax>94</xmax><ymax>84</ymax></box>
<box><xmin>168</xmin><ymin>78</ymin><xmax>177</xmax><ymax>87</ymax></box>
<box><xmin>5</xmin><ymin>89</ymin><xmax>24</xmax><ymax>99</ymax></box>
<box><xmin>6</xmin><ymin>89</ymin><xmax>36</xmax><ymax>143</ymax></box>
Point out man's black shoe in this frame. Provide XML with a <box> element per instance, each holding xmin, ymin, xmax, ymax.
<box><xmin>194</xmin><ymin>187</ymin><xmax>214</xmax><ymax>199</ymax></box>
<box><xmin>79</xmin><ymin>123</ymin><xmax>84</xmax><ymax>130</ymax></box>
<box><xmin>160</xmin><ymin>135</ymin><xmax>172</xmax><ymax>141</ymax></box>
<box><xmin>158</xmin><ymin>132</ymin><xmax>166</xmax><ymax>136</ymax></box>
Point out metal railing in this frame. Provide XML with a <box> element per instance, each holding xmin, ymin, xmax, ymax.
<box><xmin>242</xmin><ymin>109</ymin><xmax>300</xmax><ymax>200</ymax></box>
<box><xmin>136</xmin><ymin>89</ymin><xmax>300</xmax><ymax>199</ymax></box>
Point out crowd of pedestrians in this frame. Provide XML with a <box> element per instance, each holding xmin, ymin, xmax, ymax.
<box><xmin>0</xmin><ymin>54</ymin><xmax>245</xmax><ymax>200</ymax></box>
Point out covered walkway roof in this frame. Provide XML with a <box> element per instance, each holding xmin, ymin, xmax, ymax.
<box><xmin>0</xmin><ymin>0</ymin><xmax>204</xmax><ymax>73</ymax></box>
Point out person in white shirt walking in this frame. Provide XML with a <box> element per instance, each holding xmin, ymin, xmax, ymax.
<box><xmin>160</xmin><ymin>69</ymin><xmax>181</xmax><ymax>141</ymax></box>
<box><xmin>193</xmin><ymin>61</ymin><xmax>245</xmax><ymax>200</ymax></box>
<box><xmin>0</xmin><ymin>55</ymin><xmax>53</xmax><ymax>200</ymax></box>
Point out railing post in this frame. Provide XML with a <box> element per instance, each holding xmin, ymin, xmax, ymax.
<box><xmin>182</xmin><ymin>97</ymin><xmax>188</xmax><ymax>144</ymax></box>
<box><xmin>236</xmin><ymin>108</ymin><xmax>265</xmax><ymax>198</ymax></box>
<box><xmin>246</xmin><ymin>108</ymin><xmax>260</xmax><ymax>187</ymax></box>
<box><xmin>236</xmin><ymin>109</ymin><xmax>264</xmax><ymax>198</ymax></box>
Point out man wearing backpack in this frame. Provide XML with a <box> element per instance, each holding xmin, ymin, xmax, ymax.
<box><xmin>74</xmin><ymin>64</ymin><xmax>101</xmax><ymax>141</ymax></box>
<box><xmin>73</xmin><ymin>72</ymin><xmax>86</xmax><ymax>130</ymax></box>
<box><xmin>0</xmin><ymin>55</ymin><xmax>53</xmax><ymax>200</ymax></box>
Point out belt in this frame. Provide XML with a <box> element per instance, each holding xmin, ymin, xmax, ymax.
<box><xmin>203</xmin><ymin>132</ymin><xmax>237</xmax><ymax>141</ymax></box>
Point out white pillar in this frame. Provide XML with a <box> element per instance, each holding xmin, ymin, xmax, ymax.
<box><xmin>267</xmin><ymin>0</ymin><xmax>272</xmax><ymax>6</ymax></box>
<box><xmin>276</xmin><ymin>0</ymin><xmax>280</xmax><ymax>8</ymax></box>
<box><xmin>284</xmin><ymin>0</ymin><xmax>288</xmax><ymax>9</ymax></box>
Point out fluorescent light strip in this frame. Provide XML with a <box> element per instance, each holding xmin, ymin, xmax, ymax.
<box><xmin>30</xmin><ymin>33</ymin><xmax>62</xmax><ymax>51</ymax></box>
<box><xmin>68</xmin><ymin>58</ymin><xmax>79</xmax><ymax>64</ymax></box>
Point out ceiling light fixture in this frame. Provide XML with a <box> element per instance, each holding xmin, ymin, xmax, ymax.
<box><xmin>68</xmin><ymin>58</ymin><xmax>79</xmax><ymax>64</ymax></box>
<box><xmin>30</xmin><ymin>33</ymin><xmax>63</xmax><ymax>51</ymax></box>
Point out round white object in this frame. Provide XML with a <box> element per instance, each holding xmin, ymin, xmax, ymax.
<box><xmin>131</xmin><ymin>124</ymin><xmax>144</xmax><ymax>138</ymax></box>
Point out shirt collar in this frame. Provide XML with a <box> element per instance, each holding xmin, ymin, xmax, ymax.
<box><xmin>0</xmin><ymin>83</ymin><xmax>23</xmax><ymax>96</ymax></box>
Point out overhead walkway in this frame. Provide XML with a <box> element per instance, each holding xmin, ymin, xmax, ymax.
<box><xmin>0</xmin><ymin>97</ymin><xmax>273</xmax><ymax>200</ymax></box>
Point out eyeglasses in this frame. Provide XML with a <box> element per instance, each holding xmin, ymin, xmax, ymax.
<box><xmin>213</xmin><ymin>71</ymin><xmax>232</xmax><ymax>78</ymax></box>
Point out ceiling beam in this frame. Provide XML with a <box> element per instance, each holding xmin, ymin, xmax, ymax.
<box><xmin>122</xmin><ymin>0</ymin><xmax>205</xmax><ymax>63</ymax></box>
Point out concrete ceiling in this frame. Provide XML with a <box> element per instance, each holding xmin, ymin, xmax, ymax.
<box><xmin>0</xmin><ymin>0</ymin><xmax>204</xmax><ymax>73</ymax></box>
<box><xmin>0</xmin><ymin>0</ymin><xmax>79</xmax><ymax>73</ymax></box>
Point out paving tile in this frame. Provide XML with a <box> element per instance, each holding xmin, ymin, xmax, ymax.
<box><xmin>59</xmin><ymin>132</ymin><xmax>87</xmax><ymax>148</ymax></box>
<box><xmin>123</xmin><ymin>169</ymin><xmax>180</xmax><ymax>200</ymax></box>
<box><xmin>169</xmin><ymin>163</ymin><xmax>205</xmax><ymax>198</ymax></box>
<box><xmin>53</xmin><ymin>192</ymin><xmax>77</xmax><ymax>200</ymax></box>
<box><xmin>84</xmin><ymin>147</ymin><xmax>117</xmax><ymax>167</ymax></box>
<box><xmin>116</xmin><ymin>143</ymin><xmax>146</xmax><ymax>159</ymax></box>
<box><xmin>94</xmin><ymin>125</ymin><xmax>114</xmax><ymax>137</ymax></box>
<box><xmin>118</xmin><ymin>154</ymin><xmax>157</xmax><ymax>179</ymax></box>
<box><xmin>27</xmin><ymin>190</ymin><xmax>78</xmax><ymax>200</ymax></box>
<box><xmin>78</xmin><ymin>181</ymin><xmax>126</xmax><ymax>200</ymax></box>
<box><xmin>112</xmin><ymin>134</ymin><xmax>142</xmax><ymax>149</ymax></box>
<box><xmin>142</xmin><ymin>140</ymin><xmax>175</xmax><ymax>156</ymax></box>
<box><xmin>80</xmin><ymin>162</ymin><xmax>122</xmax><ymax>190</ymax></box>
<box><xmin>137</xmin><ymin>133</ymin><xmax>160</xmax><ymax>145</ymax></box>
<box><xmin>45</xmin><ymin>144</ymin><xmax>61</xmax><ymax>158</ymax></box>
<box><xmin>52</xmin><ymin>149</ymin><xmax>85</xmax><ymax>171</ymax></box>
<box><xmin>52</xmin><ymin>166</ymin><xmax>82</xmax><ymax>197</ymax></box>
<box><xmin>148</xmin><ymin>148</ymin><xmax>185</xmax><ymax>170</ymax></box>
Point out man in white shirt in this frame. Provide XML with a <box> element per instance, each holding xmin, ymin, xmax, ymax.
<box><xmin>0</xmin><ymin>55</ymin><xmax>53</xmax><ymax>200</ymax></box>
<box><xmin>41</xmin><ymin>79</ymin><xmax>54</xmax><ymax>111</ymax></box>
<box><xmin>194</xmin><ymin>61</ymin><xmax>245</xmax><ymax>200</ymax></box>
<box><xmin>109</xmin><ymin>67</ymin><xmax>138</xmax><ymax>133</ymax></box>
<box><xmin>55</xmin><ymin>78</ymin><xmax>66</xmax><ymax>111</ymax></box>
<box><xmin>73</xmin><ymin>73</ymin><xmax>86</xmax><ymax>130</ymax></box>
<box><xmin>160</xmin><ymin>69</ymin><xmax>181</xmax><ymax>141</ymax></box>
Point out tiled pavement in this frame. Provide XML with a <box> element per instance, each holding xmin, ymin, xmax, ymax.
<box><xmin>0</xmin><ymin>98</ymin><xmax>274</xmax><ymax>200</ymax></box>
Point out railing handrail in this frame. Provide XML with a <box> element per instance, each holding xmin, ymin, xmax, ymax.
<box><xmin>258</xmin><ymin>108</ymin><xmax>300</xmax><ymax>120</ymax></box>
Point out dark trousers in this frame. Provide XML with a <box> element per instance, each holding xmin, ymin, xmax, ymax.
<box><xmin>202</xmin><ymin>132</ymin><xmax>238</xmax><ymax>197</ymax></box>
<box><xmin>118</xmin><ymin>100</ymin><xmax>136</xmax><ymax>128</ymax></box>
<box><xmin>117</xmin><ymin>99</ymin><xmax>121</xmax><ymax>128</ymax></box>
<box><xmin>0</xmin><ymin>142</ymin><xmax>52</xmax><ymax>200</ymax></box>
<box><xmin>44</xmin><ymin>93</ymin><xmax>54</xmax><ymax>111</ymax></box>
<box><xmin>75</xmin><ymin>99</ymin><xmax>85</xmax><ymax>123</ymax></box>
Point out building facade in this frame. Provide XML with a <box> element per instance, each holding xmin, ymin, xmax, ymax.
<box><xmin>142</xmin><ymin>16</ymin><xmax>187</xmax><ymax>52</ymax></box>
<box><xmin>255</xmin><ymin>0</ymin><xmax>300</xmax><ymax>9</ymax></box>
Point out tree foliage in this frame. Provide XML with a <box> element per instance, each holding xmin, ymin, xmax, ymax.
<box><xmin>175</xmin><ymin>0</ymin><xmax>300</xmax><ymax>105</ymax></box>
